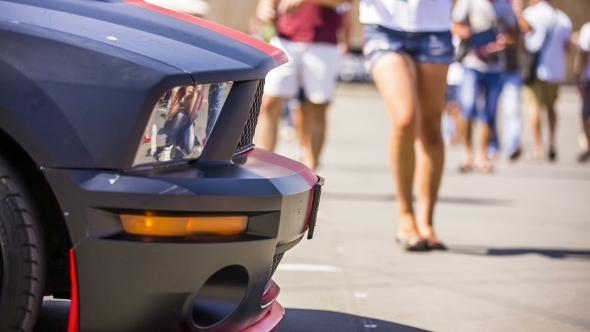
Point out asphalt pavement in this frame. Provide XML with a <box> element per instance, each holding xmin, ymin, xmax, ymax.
<box><xmin>273</xmin><ymin>83</ymin><xmax>590</xmax><ymax>332</ymax></box>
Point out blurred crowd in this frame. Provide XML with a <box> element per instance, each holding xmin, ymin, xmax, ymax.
<box><xmin>243</xmin><ymin>0</ymin><xmax>590</xmax><ymax>251</ymax></box>
<box><xmin>248</xmin><ymin>0</ymin><xmax>590</xmax><ymax>170</ymax></box>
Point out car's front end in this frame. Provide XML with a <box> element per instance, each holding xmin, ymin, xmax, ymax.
<box><xmin>46</xmin><ymin>146</ymin><xmax>323</xmax><ymax>331</ymax></box>
<box><xmin>0</xmin><ymin>0</ymin><xmax>322</xmax><ymax>330</ymax></box>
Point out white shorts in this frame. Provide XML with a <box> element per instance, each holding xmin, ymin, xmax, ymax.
<box><xmin>264</xmin><ymin>37</ymin><xmax>341</xmax><ymax>104</ymax></box>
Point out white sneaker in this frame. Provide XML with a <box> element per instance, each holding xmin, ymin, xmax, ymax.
<box><xmin>159</xmin><ymin>146</ymin><xmax>173</xmax><ymax>161</ymax></box>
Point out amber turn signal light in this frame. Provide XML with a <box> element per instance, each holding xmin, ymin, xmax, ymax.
<box><xmin>120</xmin><ymin>215</ymin><xmax>247</xmax><ymax>237</ymax></box>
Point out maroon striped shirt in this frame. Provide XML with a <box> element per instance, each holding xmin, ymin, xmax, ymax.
<box><xmin>277</xmin><ymin>3</ymin><xmax>343</xmax><ymax>44</ymax></box>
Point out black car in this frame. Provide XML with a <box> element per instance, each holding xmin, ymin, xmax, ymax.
<box><xmin>0</xmin><ymin>0</ymin><xmax>323</xmax><ymax>331</ymax></box>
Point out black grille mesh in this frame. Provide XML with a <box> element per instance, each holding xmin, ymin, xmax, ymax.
<box><xmin>235</xmin><ymin>79</ymin><xmax>264</xmax><ymax>154</ymax></box>
<box><xmin>268</xmin><ymin>253</ymin><xmax>284</xmax><ymax>281</ymax></box>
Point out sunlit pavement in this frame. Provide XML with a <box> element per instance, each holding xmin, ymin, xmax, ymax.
<box><xmin>273</xmin><ymin>84</ymin><xmax>590</xmax><ymax>332</ymax></box>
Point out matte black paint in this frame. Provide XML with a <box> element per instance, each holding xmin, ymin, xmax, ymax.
<box><xmin>0</xmin><ymin>1</ymin><xmax>322</xmax><ymax>330</ymax></box>
<box><xmin>42</xmin><ymin>149</ymin><xmax>316</xmax><ymax>331</ymax></box>
<box><xmin>0</xmin><ymin>0</ymin><xmax>277</xmax><ymax>169</ymax></box>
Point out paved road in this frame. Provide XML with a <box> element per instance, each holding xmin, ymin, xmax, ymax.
<box><xmin>273</xmin><ymin>84</ymin><xmax>590</xmax><ymax>332</ymax></box>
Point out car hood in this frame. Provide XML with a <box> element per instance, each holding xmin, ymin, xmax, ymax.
<box><xmin>0</xmin><ymin>0</ymin><xmax>286</xmax><ymax>83</ymax></box>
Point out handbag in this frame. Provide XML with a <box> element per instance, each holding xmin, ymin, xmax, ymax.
<box><xmin>521</xmin><ymin>10</ymin><xmax>558</xmax><ymax>84</ymax></box>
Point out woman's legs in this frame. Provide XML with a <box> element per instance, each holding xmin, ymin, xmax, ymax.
<box><xmin>256</xmin><ymin>95</ymin><xmax>284</xmax><ymax>151</ymax></box>
<box><xmin>297</xmin><ymin>101</ymin><xmax>329</xmax><ymax>171</ymax></box>
<box><xmin>371</xmin><ymin>53</ymin><xmax>421</xmax><ymax>244</ymax></box>
<box><xmin>458</xmin><ymin>68</ymin><xmax>479</xmax><ymax>169</ymax></box>
<box><xmin>545</xmin><ymin>83</ymin><xmax>560</xmax><ymax>158</ymax></box>
<box><xmin>525</xmin><ymin>84</ymin><xmax>544</xmax><ymax>161</ymax></box>
<box><xmin>415</xmin><ymin>63</ymin><xmax>448</xmax><ymax>242</ymax></box>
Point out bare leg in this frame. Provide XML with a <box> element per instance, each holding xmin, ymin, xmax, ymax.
<box><xmin>547</xmin><ymin>105</ymin><xmax>557</xmax><ymax>154</ymax></box>
<box><xmin>579</xmin><ymin>119</ymin><xmax>590</xmax><ymax>162</ymax></box>
<box><xmin>584</xmin><ymin>119</ymin><xmax>590</xmax><ymax>150</ymax></box>
<box><xmin>256</xmin><ymin>95</ymin><xmax>284</xmax><ymax>151</ymax></box>
<box><xmin>475</xmin><ymin>123</ymin><xmax>493</xmax><ymax>171</ymax></box>
<box><xmin>530</xmin><ymin>103</ymin><xmax>543</xmax><ymax>160</ymax></box>
<box><xmin>414</xmin><ymin>63</ymin><xmax>448</xmax><ymax>243</ymax></box>
<box><xmin>449</xmin><ymin>102</ymin><xmax>463</xmax><ymax>144</ymax></box>
<box><xmin>371</xmin><ymin>53</ymin><xmax>421</xmax><ymax>244</ymax></box>
<box><xmin>297</xmin><ymin>101</ymin><xmax>329</xmax><ymax>171</ymax></box>
<box><xmin>292</xmin><ymin>103</ymin><xmax>303</xmax><ymax>141</ymax></box>
<box><xmin>461</xmin><ymin>118</ymin><xmax>473</xmax><ymax>169</ymax></box>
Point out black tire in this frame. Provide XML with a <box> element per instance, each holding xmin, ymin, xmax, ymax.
<box><xmin>0</xmin><ymin>156</ymin><xmax>46</xmax><ymax>332</ymax></box>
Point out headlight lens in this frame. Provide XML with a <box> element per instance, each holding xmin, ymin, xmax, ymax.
<box><xmin>134</xmin><ymin>82</ymin><xmax>233</xmax><ymax>166</ymax></box>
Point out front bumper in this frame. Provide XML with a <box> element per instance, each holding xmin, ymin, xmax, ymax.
<box><xmin>43</xmin><ymin>148</ymin><xmax>321</xmax><ymax>331</ymax></box>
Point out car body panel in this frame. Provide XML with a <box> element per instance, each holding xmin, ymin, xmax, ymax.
<box><xmin>43</xmin><ymin>149</ymin><xmax>315</xmax><ymax>246</ymax></box>
<box><xmin>42</xmin><ymin>148</ymin><xmax>317</xmax><ymax>330</ymax></box>
<box><xmin>0</xmin><ymin>0</ymin><xmax>282</xmax><ymax>169</ymax></box>
<box><xmin>0</xmin><ymin>1</ymin><xmax>322</xmax><ymax>330</ymax></box>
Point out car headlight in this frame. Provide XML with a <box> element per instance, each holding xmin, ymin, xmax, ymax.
<box><xmin>133</xmin><ymin>82</ymin><xmax>233</xmax><ymax>166</ymax></box>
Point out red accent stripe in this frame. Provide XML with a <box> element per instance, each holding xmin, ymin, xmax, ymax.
<box><xmin>241</xmin><ymin>301</ymin><xmax>285</xmax><ymax>332</ymax></box>
<box><xmin>260</xmin><ymin>279</ymin><xmax>280</xmax><ymax>309</ymax></box>
<box><xmin>67</xmin><ymin>249</ymin><xmax>79</xmax><ymax>332</ymax></box>
<box><xmin>247</xmin><ymin>149</ymin><xmax>318</xmax><ymax>187</ymax></box>
<box><xmin>123</xmin><ymin>0</ymin><xmax>287</xmax><ymax>66</ymax></box>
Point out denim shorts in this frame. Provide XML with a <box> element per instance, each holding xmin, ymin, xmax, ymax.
<box><xmin>363</xmin><ymin>25</ymin><xmax>454</xmax><ymax>68</ymax></box>
<box><xmin>459</xmin><ymin>68</ymin><xmax>502</xmax><ymax>125</ymax></box>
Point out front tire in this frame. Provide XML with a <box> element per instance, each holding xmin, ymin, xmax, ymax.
<box><xmin>0</xmin><ymin>156</ymin><xmax>46</xmax><ymax>332</ymax></box>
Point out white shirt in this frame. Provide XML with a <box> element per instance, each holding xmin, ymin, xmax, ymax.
<box><xmin>579</xmin><ymin>22</ymin><xmax>590</xmax><ymax>80</ymax></box>
<box><xmin>523</xmin><ymin>1</ymin><xmax>572</xmax><ymax>83</ymax></box>
<box><xmin>359</xmin><ymin>0</ymin><xmax>453</xmax><ymax>32</ymax></box>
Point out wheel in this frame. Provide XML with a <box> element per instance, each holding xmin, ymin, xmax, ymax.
<box><xmin>0</xmin><ymin>155</ymin><xmax>46</xmax><ymax>332</ymax></box>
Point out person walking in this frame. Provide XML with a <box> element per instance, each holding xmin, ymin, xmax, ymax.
<box><xmin>499</xmin><ymin>47</ymin><xmax>523</xmax><ymax>161</ymax></box>
<box><xmin>443</xmin><ymin>60</ymin><xmax>464</xmax><ymax>147</ymax></box>
<box><xmin>360</xmin><ymin>0</ymin><xmax>454</xmax><ymax>250</ymax></box>
<box><xmin>511</xmin><ymin>0</ymin><xmax>572</xmax><ymax>162</ymax></box>
<box><xmin>452</xmin><ymin>0</ymin><xmax>518</xmax><ymax>173</ymax></box>
<box><xmin>499</xmin><ymin>0</ymin><xmax>524</xmax><ymax>161</ymax></box>
<box><xmin>576</xmin><ymin>21</ymin><xmax>590</xmax><ymax>163</ymax></box>
<box><xmin>255</xmin><ymin>0</ymin><xmax>348</xmax><ymax>171</ymax></box>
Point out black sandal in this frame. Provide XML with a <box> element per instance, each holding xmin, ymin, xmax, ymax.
<box><xmin>395</xmin><ymin>236</ymin><xmax>429</xmax><ymax>252</ymax></box>
<box><xmin>425</xmin><ymin>240</ymin><xmax>447</xmax><ymax>251</ymax></box>
<box><xmin>459</xmin><ymin>163</ymin><xmax>473</xmax><ymax>173</ymax></box>
<box><xmin>548</xmin><ymin>149</ymin><xmax>557</xmax><ymax>162</ymax></box>
<box><xmin>578</xmin><ymin>151</ymin><xmax>590</xmax><ymax>163</ymax></box>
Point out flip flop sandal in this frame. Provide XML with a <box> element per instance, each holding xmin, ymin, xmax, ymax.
<box><xmin>395</xmin><ymin>236</ymin><xmax>429</xmax><ymax>252</ymax></box>
<box><xmin>474</xmin><ymin>161</ymin><xmax>493</xmax><ymax>174</ymax></box>
<box><xmin>426</xmin><ymin>240</ymin><xmax>447</xmax><ymax>251</ymax></box>
<box><xmin>527</xmin><ymin>150</ymin><xmax>543</xmax><ymax>164</ymax></box>
<box><xmin>459</xmin><ymin>163</ymin><xmax>473</xmax><ymax>173</ymax></box>
<box><xmin>578</xmin><ymin>151</ymin><xmax>590</xmax><ymax>163</ymax></box>
<box><xmin>509</xmin><ymin>148</ymin><xmax>522</xmax><ymax>161</ymax></box>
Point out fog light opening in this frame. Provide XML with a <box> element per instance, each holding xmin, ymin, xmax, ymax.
<box><xmin>192</xmin><ymin>265</ymin><xmax>249</xmax><ymax>329</ymax></box>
